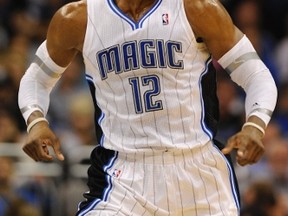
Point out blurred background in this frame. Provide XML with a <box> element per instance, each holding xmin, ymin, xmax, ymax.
<box><xmin>0</xmin><ymin>0</ymin><xmax>287</xmax><ymax>215</ymax></box>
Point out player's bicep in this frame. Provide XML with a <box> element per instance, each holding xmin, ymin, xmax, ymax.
<box><xmin>185</xmin><ymin>0</ymin><xmax>243</xmax><ymax>59</ymax></box>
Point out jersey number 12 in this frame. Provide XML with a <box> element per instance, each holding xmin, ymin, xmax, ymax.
<box><xmin>129</xmin><ymin>75</ymin><xmax>163</xmax><ymax>114</ymax></box>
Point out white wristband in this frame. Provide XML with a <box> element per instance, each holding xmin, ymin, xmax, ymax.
<box><xmin>27</xmin><ymin>117</ymin><xmax>49</xmax><ymax>133</ymax></box>
<box><xmin>242</xmin><ymin>122</ymin><xmax>265</xmax><ymax>135</ymax></box>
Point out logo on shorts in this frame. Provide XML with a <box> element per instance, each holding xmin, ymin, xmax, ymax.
<box><xmin>112</xmin><ymin>169</ymin><xmax>122</xmax><ymax>178</ymax></box>
<box><xmin>162</xmin><ymin>13</ymin><xmax>169</xmax><ymax>25</ymax></box>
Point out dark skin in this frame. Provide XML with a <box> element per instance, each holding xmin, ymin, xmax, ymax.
<box><xmin>24</xmin><ymin>0</ymin><xmax>265</xmax><ymax>166</ymax></box>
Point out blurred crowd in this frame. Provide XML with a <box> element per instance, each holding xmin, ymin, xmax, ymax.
<box><xmin>0</xmin><ymin>0</ymin><xmax>287</xmax><ymax>215</ymax></box>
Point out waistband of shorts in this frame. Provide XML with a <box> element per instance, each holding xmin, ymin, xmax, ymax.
<box><xmin>116</xmin><ymin>141</ymin><xmax>215</xmax><ymax>164</ymax></box>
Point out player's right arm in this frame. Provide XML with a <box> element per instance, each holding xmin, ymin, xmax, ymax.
<box><xmin>18</xmin><ymin>1</ymin><xmax>87</xmax><ymax>162</ymax></box>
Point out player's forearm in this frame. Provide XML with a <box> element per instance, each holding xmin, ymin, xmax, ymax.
<box><xmin>218</xmin><ymin>35</ymin><xmax>277</xmax><ymax>130</ymax></box>
<box><xmin>18</xmin><ymin>41</ymin><xmax>67</xmax><ymax>126</ymax></box>
<box><xmin>18</xmin><ymin>72</ymin><xmax>51</xmax><ymax>124</ymax></box>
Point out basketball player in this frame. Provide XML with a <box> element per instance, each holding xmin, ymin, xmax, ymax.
<box><xmin>18</xmin><ymin>0</ymin><xmax>277</xmax><ymax>215</ymax></box>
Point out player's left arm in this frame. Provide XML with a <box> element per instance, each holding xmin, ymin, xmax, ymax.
<box><xmin>184</xmin><ymin>0</ymin><xmax>278</xmax><ymax>166</ymax></box>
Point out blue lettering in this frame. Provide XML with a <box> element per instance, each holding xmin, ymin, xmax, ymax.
<box><xmin>122</xmin><ymin>41</ymin><xmax>139</xmax><ymax>72</ymax></box>
<box><xmin>96</xmin><ymin>45</ymin><xmax>122</xmax><ymax>80</ymax></box>
<box><xmin>96</xmin><ymin>40</ymin><xmax>184</xmax><ymax>80</ymax></box>
<box><xmin>167</xmin><ymin>41</ymin><xmax>183</xmax><ymax>69</ymax></box>
<box><xmin>156</xmin><ymin>40</ymin><xmax>166</xmax><ymax>68</ymax></box>
<box><xmin>140</xmin><ymin>40</ymin><xmax>156</xmax><ymax>68</ymax></box>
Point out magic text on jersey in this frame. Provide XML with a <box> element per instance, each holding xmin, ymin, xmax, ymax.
<box><xmin>96</xmin><ymin>39</ymin><xmax>185</xmax><ymax>80</ymax></box>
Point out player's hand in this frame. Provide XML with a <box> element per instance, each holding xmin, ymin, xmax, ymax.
<box><xmin>23</xmin><ymin>121</ymin><xmax>65</xmax><ymax>162</ymax></box>
<box><xmin>221</xmin><ymin>126</ymin><xmax>264</xmax><ymax>166</ymax></box>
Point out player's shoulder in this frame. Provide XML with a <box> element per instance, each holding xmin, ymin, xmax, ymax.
<box><xmin>48</xmin><ymin>0</ymin><xmax>87</xmax><ymax>35</ymax></box>
<box><xmin>47</xmin><ymin>0</ymin><xmax>87</xmax><ymax>49</ymax></box>
<box><xmin>55</xmin><ymin>0</ymin><xmax>87</xmax><ymax>24</ymax></box>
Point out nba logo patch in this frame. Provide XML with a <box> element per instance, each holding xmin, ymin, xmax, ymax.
<box><xmin>162</xmin><ymin>13</ymin><xmax>169</xmax><ymax>25</ymax></box>
<box><xmin>112</xmin><ymin>169</ymin><xmax>122</xmax><ymax>178</ymax></box>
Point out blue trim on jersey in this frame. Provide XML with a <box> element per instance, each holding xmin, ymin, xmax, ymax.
<box><xmin>98</xmin><ymin>112</ymin><xmax>105</xmax><ymax>146</ymax></box>
<box><xmin>85</xmin><ymin>74</ymin><xmax>105</xmax><ymax>146</ymax></box>
<box><xmin>199</xmin><ymin>57</ymin><xmax>214</xmax><ymax>139</ymax></box>
<box><xmin>212</xmin><ymin>143</ymin><xmax>241</xmax><ymax>214</ymax></box>
<box><xmin>86</xmin><ymin>74</ymin><xmax>93</xmax><ymax>80</ymax></box>
<box><xmin>77</xmin><ymin>151</ymin><xmax>119</xmax><ymax>216</ymax></box>
<box><xmin>107</xmin><ymin>0</ymin><xmax>162</xmax><ymax>30</ymax></box>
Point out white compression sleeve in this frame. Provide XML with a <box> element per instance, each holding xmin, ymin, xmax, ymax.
<box><xmin>18</xmin><ymin>41</ymin><xmax>67</xmax><ymax>124</ymax></box>
<box><xmin>218</xmin><ymin>35</ymin><xmax>277</xmax><ymax>126</ymax></box>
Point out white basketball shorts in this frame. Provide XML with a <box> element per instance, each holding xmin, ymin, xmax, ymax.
<box><xmin>76</xmin><ymin>141</ymin><xmax>240</xmax><ymax>216</ymax></box>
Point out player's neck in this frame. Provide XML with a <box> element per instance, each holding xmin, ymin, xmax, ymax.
<box><xmin>114</xmin><ymin>0</ymin><xmax>156</xmax><ymax>22</ymax></box>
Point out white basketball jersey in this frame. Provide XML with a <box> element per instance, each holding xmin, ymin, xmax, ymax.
<box><xmin>82</xmin><ymin>0</ymin><xmax>216</xmax><ymax>153</ymax></box>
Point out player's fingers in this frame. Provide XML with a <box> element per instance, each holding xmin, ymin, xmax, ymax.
<box><xmin>22</xmin><ymin>142</ymin><xmax>50</xmax><ymax>162</ymax></box>
<box><xmin>222</xmin><ymin>137</ymin><xmax>238</xmax><ymax>155</ymax></box>
<box><xmin>237</xmin><ymin>156</ymin><xmax>248</xmax><ymax>166</ymax></box>
<box><xmin>236</xmin><ymin>144</ymin><xmax>251</xmax><ymax>165</ymax></box>
<box><xmin>251</xmin><ymin>149</ymin><xmax>264</xmax><ymax>164</ymax></box>
<box><xmin>237</xmin><ymin>149</ymin><xmax>244</xmax><ymax>157</ymax></box>
<box><xmin>42</xmin><ymin>143</ymin><xmax>50</xmax><ymax>155</ymax></box>
<box><xmin>242</xmin><ymin>140</ymin><xmax>264</xmax><ymax>164</ymax></box>
<box><xmin>237</xmin><ymin>146</ymin><xmax>262</xmax><ymax>166</ymax></box>
<box><xmin>23</xmin><ymin>145</ymin><xmax>39</xmax><ymax>162</ymax></box>
<box><xmin>221</xmin><ymin>146</ymin><xmax>233</xmax><ymax>155</ymax></box>
<box><xmin>51</xmin><ymin>138</ymin><xmax>65</xmax><ymax>161</ymax></box>
<box><xmin>247</xmin><ymin>146</ymin><xmax>264</xmax><ymax>164</ymax></box>
<box><xmin>37</xmin><ymin>140</ymin><xmax>53</xmax><ymax>161</ymax></box>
